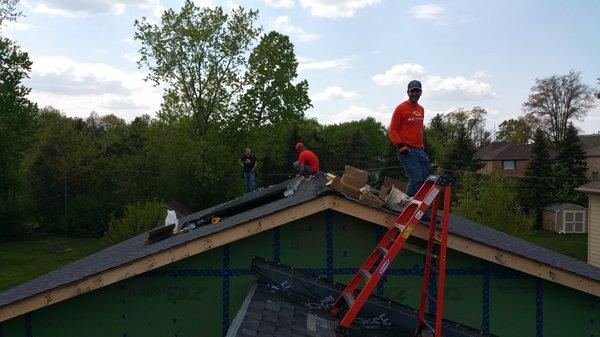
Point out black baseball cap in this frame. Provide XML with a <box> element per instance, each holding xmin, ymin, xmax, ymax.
<box><xmin>407</xmin><ymin>80</ymin><xmax>422</xmax><ymax>92</ymax></box>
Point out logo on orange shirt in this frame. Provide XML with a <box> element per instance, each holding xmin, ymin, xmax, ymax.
<box><xmin>412</xmin><ymin>111</ymin><xmax>422</xmax><ymax>117</ymax></box>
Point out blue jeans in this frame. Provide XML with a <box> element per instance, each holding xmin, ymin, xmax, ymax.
<box><xmin>244</xmin><ymin>171</ymin><xmax>256</xmax><ymax>192</ymax></box>
<box><xmin>293</xmin><ymin>161</ymin><xmax>316</xmax><ymax>177</ymax></box>
<box><xmin>396</xmin><ymin>147</ymin><xmax>430</xmax><ymax>197</ymax></box>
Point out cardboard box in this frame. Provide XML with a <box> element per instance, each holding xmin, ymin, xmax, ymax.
<box><xmin>341</xmin><ymin>165</ymin><xmax>369</xmax><ymax>188</ymax></box>
<box><xmin>329</xmin><ymin>176</ymin><xmax>363</xmax><ymax>199</ymax></box>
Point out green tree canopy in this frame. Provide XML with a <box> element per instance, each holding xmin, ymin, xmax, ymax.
<box><xmin>496</xmin><ymin>117</ymin><xmax>533</xmax><ymax>144</ymax></box>
<box><xmin>0</xmin><ymin>36</ymin><xmax>37</xmax><ymax>237</ymax></box>
<box><xmin>236</xmin><ymin>31</ymin><xmax>311</xmax><ymax>129</ymax></box>
<box><xmin>519</xmin><ymin>129</ymin><xmax>553</xmax><ymax>225</ymax></box>
<box><xmin>522</xmin><ymin>71</ymin><xmax>596</xmax><ymax>144</ymax></box>
<box><xmin>134</xmin><ymin>2</ymin><xmax>261</xmax><ymax>135</ymax></box>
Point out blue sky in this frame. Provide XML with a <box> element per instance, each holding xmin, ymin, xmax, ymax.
<box><xmin>2</xmin><ymin>0</ymin><xmax>599</xmax><ymax>134</ymax></box>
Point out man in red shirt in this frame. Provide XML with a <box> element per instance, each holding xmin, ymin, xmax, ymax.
<box><xmin>293</xmin><ymin>142</ymin><xmax>320</xmax><ymax>177</ymax></box>
<box><xmin>389</xmin><ymin>80</ymin><xmax>430</xmax><ymax>197</ymax></box>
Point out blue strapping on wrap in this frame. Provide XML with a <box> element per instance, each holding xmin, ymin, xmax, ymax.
<box><xmin>325</xmin><ymin>210</ymin><xmax>334</xmax><ymax>281</ymax></box>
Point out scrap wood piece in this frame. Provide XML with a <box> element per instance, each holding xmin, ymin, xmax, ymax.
<box><xmin>359</xmin><ymin>191</ymin><xmax>385</xmax><ymax>208</ymax></box>
<box><xmin>145</xmin><ymin>224</ymin><xmax>175</xmax><ymax>245</ymax></box>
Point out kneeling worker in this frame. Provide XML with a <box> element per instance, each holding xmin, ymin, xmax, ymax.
<box><xmin>293</xmin><ymin>142</ymin><xmax>319</xmax><ymax>177</ymax></box>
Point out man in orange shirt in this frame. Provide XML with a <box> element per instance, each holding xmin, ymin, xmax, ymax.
<box><xmin>389</xmin><ymin>80</ymin><xmax>430</xmax><ymax>197</ymax></box>
<box><xmin>293</xmin><ymin>142</ymin><xmax>320</xmax><ymax>177</ymax></box>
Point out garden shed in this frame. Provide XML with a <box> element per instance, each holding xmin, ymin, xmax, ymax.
<box><xmin>542</xmin><ymin>202</ymin><xmax>588</xmax><ymax>233</ymax></box>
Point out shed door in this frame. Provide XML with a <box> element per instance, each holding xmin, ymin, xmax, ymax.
<box><xmin>563</xmin><ymin>210</ymin><xmax>585</xmax><ymax>233</ymax></box>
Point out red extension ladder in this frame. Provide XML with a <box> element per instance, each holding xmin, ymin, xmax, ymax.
<box><xmin>330</xmin><ymin>175</ymin><xmax>452</xmax><ymax>337</ymax></box>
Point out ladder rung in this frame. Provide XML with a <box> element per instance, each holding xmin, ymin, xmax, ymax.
<box><xmin>377</xmin><ymin>246</ymin><xmax>389</xmax><ymax>256</ymax></box>
<box><xmin>395</xmin><ymin>223</ymin><xmax>406</xmax><ymax>231</ymax></box>
<box><xmin>359</xmin><ymin>268</ymin><xmax>371</xmax><ymax>281</ymax></box>
<box><xmin>342</xmin><ymin>292</ymin><xmax>355</xmax><ymax>307</ymax></box>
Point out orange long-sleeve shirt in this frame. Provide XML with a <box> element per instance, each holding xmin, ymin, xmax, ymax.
<box><xmin>388</xmin><ymin>100</ymin><xmax>425</xmax><ymax>148</ymax></box>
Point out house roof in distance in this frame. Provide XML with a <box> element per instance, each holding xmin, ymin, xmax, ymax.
<box><xmin>577</xmin><ymin>180</ymin><xmax>600</xmax><ymax>195</ymax></box>
<box><xmin>543</xmin><ymin>202</ymin><xmax>587</xmax><ymax>212</ymax></box>
<box><xmin>475</xmin><ymin>142</ymin><xmax>534</xmax><ymax>160</ymax></box>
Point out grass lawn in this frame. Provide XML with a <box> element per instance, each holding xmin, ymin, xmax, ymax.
<box><xmin>516</xmin><ymin>230</ymin><xmax>588</xmax><ymax>261</ymax></box>
<box><xmin>0</xmin><ymin>236</ymin><xmax>112</xmax><ymax>293</ymax></box>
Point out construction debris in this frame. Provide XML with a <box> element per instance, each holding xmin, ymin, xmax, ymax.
<box><xmin>325</xmin><ymin>165</ymin><xmax>409</xmax><ymax>210</ymax></box>
<box><xmin>145</xmin><ymin>224</ymin><xmax>175</xmax><ymax>245</ymax></box>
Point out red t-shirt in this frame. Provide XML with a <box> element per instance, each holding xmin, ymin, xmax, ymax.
<box><xmin>298</xmin><ymin>150</ymin><xmax>320</xmax><ymax>172</ymax></box>
<box><xmin>388</xmin><ymin>100</ymin><xmax>425</xmax><ymax>148</ymax></box>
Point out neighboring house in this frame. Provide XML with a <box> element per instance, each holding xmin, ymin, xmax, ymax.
<box><xmin>1</xmin><ymin>176</ymin><xmax>600</xmax><ymax>337</ymax></box>
<box><xmin>576</xmin><ymin>181</ymin><xmax>600</xmax><ymax>267</ymax></box>
<box><xmin>476</xmin><ymin>133</ymin><xmax>600</xmax><ymax>178</ymax></box>
<box><xmin>475</xmin><ymin>142</ymin><xmax>533</xmax><ymax>176</ymax></box>
<box><xmin>580</xmin><ymin>134</ymin><xmax>600</xmax><ymax>179</ymax></box>
<box><xmin>542</xmin><ymin>202</ymin><xmax>588</xmax><ymax>233</ymax></box>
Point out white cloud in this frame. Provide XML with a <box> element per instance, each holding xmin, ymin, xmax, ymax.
<box><xmin>299</xmin><ymin>0</ymin><xmax>381</xmax><ymax>18</ymax></box>
<box><xmin>26</xmin><ymin>56</ymin><xmax>162</xmax><ymax>120</ymax></box>
<box><xmin>298</xmin><ymin>56</ymin><xmax>350</xmax><ymax>71</ymax></box>
<box><xmin>323</xmin><ymin>105</ymin><xmax>391</xmax><ymax>125</ymax></box>
<box><xmin>410</xmin><ymin>4</ymin><xmax>444</xmax><ymax>22</ymax></box>
<box><xmin>0</xmin><ymin>21</ymin><xmax>32</xmax><ymax>39</ymax></box>
<box><xmin>372</xmin><ymin>63</ymin><xmax>425</xmax><ymax>86</ymax></box>
<box><xmin>193</xmin><ymin>0</ymin><xmax>215</xmax><ymax>8</ymax></box>
<box><xmin>471</xmin><ymin>70</ymin><xmax>488</xmax><ymax>79</ymax></box>
<box><xmin>269</xmin><ymin>16</ymin><xmax>316</xmax><ymax>42</ymax></box>
<box><xmin>262</xmin><ymin>0</ymin><xmax>294</xmax><ymax>8</ymax></box>
<box><xmin>426</xmin><ymin>76</ymin><xmax>495</xmax><ymax>100</ymax></box>
<box><xmin>372</xmin><ymin>63</ymin><xmax>496</xmax><ymax>101</ymax></box>
<box><xmin>30</xmin><ymin>0</ymin><xmax>159</xmax><ymax>17</ymax></box>
<box><xmin>123</xmin><ymin>53</ymin><xmax>140</xmax><ymax>62</ymax></box>
<box><xmin>312</xmin><ymin>86</ymin><xmax>360</xmax><ymax>101</ymax></box>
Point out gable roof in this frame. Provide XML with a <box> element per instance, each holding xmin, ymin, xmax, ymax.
<box><xmin>577</xmin><ymin>180</ymin><xmax>600</xmax><ymax>195</ymax></box>
<box><xmin>2</xmin><ymin>174</ymin><xmax>600</xmax><ymax>322</ymax></box>
<box><xmin>543</xmin><ymin>202</ymin><xmax>587</xmax><ymax>212</ymax></box>
<box><xmin>475</xmin><ymin>142</ymin><xmax>534</xmax><ymax>160</ymax></box>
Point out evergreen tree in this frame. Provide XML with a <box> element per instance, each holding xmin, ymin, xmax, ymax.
<box><xmin>440</xmin><ymin>126</ymin><xmax>481</xmax><ymax>179</ymax></box>
<box><xmin>553</xmin><ymin>123</ymin><xmax>588</xmax><ymax>205</ymax></box>
<box><xmin>519</xmin><ymin>129</ymin><xmax>552</xmax><ymax>226</ymax></box>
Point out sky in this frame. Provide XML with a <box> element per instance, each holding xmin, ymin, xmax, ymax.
<box><xmin>2</xmin><ymin>0</ymin><xmax>600</xmax><ymax>134</ymax></box>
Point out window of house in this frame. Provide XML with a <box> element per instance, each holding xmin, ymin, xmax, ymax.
<box><xmin>501</xmin><ymin>160</ymin><xmax>516</xmax><ymax>170</ymax></box>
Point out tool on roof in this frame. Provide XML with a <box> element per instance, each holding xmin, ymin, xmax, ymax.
<box><xmin>330</xmin><ymin>175</ymin><xmax>452</xmax><ymax>337</ymax></box>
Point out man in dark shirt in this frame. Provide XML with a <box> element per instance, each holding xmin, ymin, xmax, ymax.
<box><xmin>239</xmin><ymin>148</ymin><xmax>257</xmax><ymax>192</ymax></box>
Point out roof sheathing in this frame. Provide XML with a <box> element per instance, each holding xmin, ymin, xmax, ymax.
<box><xmin>2</xmin><ymin>174</ymin><xmax>600</xmax><ymax>320</ymax></box>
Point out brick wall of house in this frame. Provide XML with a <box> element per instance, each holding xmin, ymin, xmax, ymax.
<box><xmin>480</xmin><ymin>160</ymin><xmax>529</xmax><ymax>176</ymax></box>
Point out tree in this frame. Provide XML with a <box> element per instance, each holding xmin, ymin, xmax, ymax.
<box><xmin>134</xmin><ymin>2</ymin><xmax>261</xmax><ymax>135</ymax></box>
<box><xmin>440</xmin><ymin>125</ymin><xmax>481</xmax><ymax>179</ymax></box>
<box><xmin>519</xmin><ymin>129</ymin><xmax>553</xmax><ymax>226</ymax></box>
<box><xmin>551</xmin><ymin>123</ymin><xmax>588</xmax><ymax>205</ymax></box>
<box><xmin>522</xmin><ymin>71</ymin><xmax>596</xmax><ymax>144</ymax></box>
<box><xmin>0</xmin><ymin>36</ymin><xmax>37</xmax><ymax>238</ymax></box>
<box><xmin>443</xmin><ymin>107</ymin><xmax>491</xmax><ymax>149</ymax></box>
<box><xmin>0</xmin><ymin>0</ymin><xmax>20</xmax><ymax>27</ymax></box>
<box><xmin>597</xmin><ymin>78</ymin><xmax>600</xmax><ymax>99</ymax></box>
<box><xmin>454</xmin><ymin>173</ymin><xmax>534</xmax><ymax>235</ymax></box>
<box><xmin>236</xmin><ymin>31</ymin><xmax>311</xmax><ymax>129</ymax></box>
<box><xmin>496</xmin><ymin>117</ymin><xmax>533</xmax><ymax>144</ymax></box>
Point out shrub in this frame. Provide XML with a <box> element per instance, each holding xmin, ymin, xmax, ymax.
<box><xmin>105</xmin><ymin>201</ymin><xmax>165</xmax><ymax>243</ymax></box>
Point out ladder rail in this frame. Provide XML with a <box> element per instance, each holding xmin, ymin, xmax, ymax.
<box><xmin>416</xmin><ymin>195</ymin><xmax>440</xmax><ymax>332</ymax></box>
<box><xmin>331</xmin><ymin>178</ymin><xmax>450</xmax><ymax>331</ymax></box>
<box><xmin>433</xmin><ymin>187</ymin><xmax>452</xmax><ymax>337</ymax></box>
